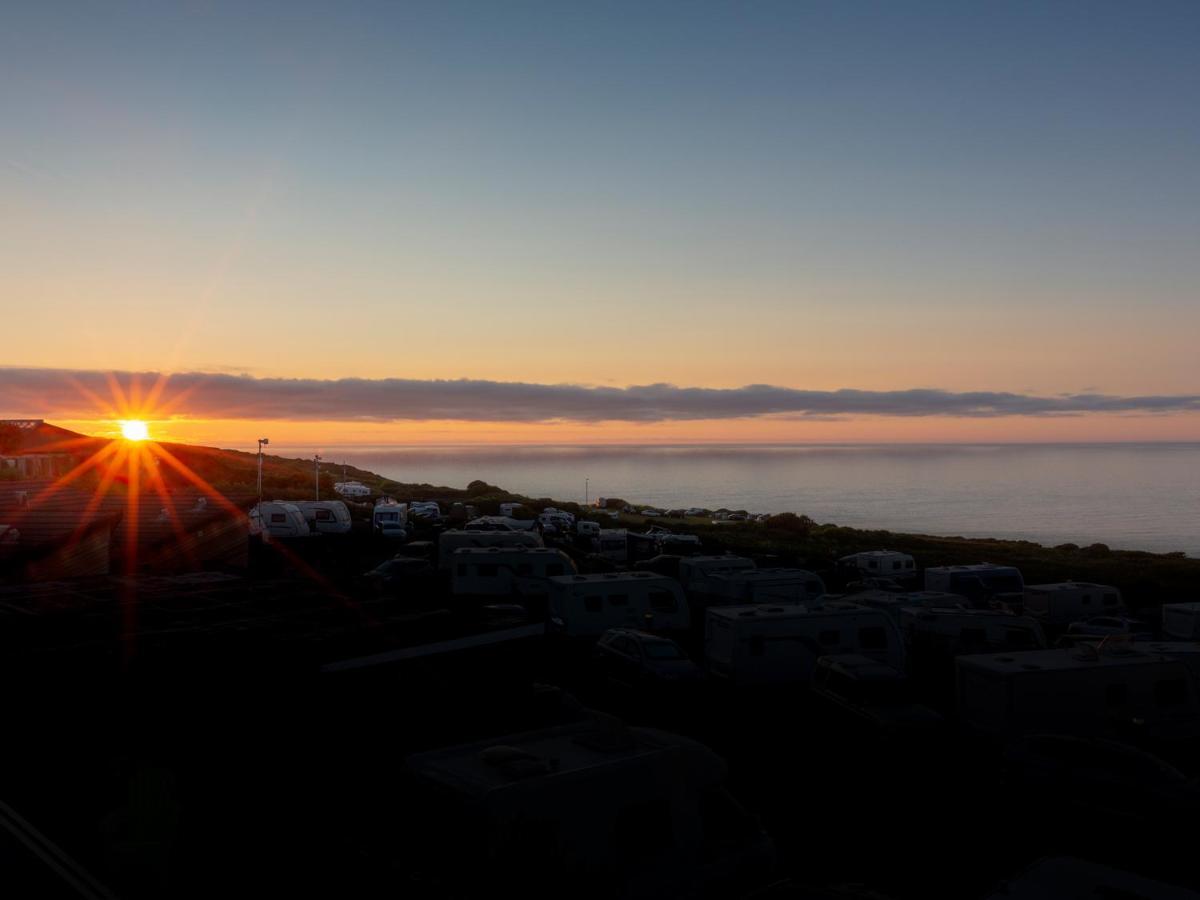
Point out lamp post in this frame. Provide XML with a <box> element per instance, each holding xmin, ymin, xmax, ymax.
<box><xmin>314</xmin><ymin>453</ymin><xmax>322</xmax><ymax>500</ymax></box>
<box><xmin>585</xmin><ymin>477</ymin><xmax>589</xmax><ymax>507</ymax></box>
<box><xmin>257</xmin><ymin>437</ymin><xmax>269</xmax><ymax>501</ymax></box>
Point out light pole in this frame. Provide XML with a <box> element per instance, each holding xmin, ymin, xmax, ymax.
<box><xmin>314</xmin><ymin>453</ymin><xmax>322</xmax><ymax>500</ymax></box>
<box><xmin>257</xmin><ymin>437</ymin><xmax>270</xmax><ymax>502</ymax></box>
<box><xmin>585</xmin><ymin>477</ymin><xmax>589</xmax><ymax>507</ymax></box>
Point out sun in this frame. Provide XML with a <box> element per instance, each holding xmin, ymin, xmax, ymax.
<box><xmin>119</xmin><ymin>419</ymin><xmax>150</xmax><ymax>442</ymax></box>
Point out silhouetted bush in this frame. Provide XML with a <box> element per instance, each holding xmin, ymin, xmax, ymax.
<box><xmin>764</xmin><ymin>512</ymin><xmax>816</xmax><ymax>534</ymax></box>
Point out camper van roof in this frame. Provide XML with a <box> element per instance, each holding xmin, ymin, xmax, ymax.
<box><xmin>451</xmin><ymin>546</ymin><xmax>560</xmax><ymax>556</ymax></box>
<box><xmin>820</xmin><ymin>654</ymin><xmax>903</xmax><ymax>681</ymax></box>
<box><xmin>1025</xmin><ymin>582</ymin><xmax>1111</xmax><ymax>593</ymax></box>
<box><xmin>842</xmin><ymin>550</ymin><xmax>909</xmax><ymax>559</ymax></box>
<box><xmin>1163</xmin><ymin>602</ymin><xmax>1200</xmax><ymax>612</ymax></box>
<box><xmin>925</xmin><ymin>563</ymin><xmax>1018</xmax><ymax>574</ymax></box>
<box><xmin>847</xmin><ymin>590</ymin><xmax>963</xmax><ymax>605</ymax></box>
<box><xmin>406</xmin><ymin>722</ymin><xmax>723</xmax><ymax>799</ymax></box>
<box><xmin>548</xmin><ymin>571</ymin><xmax>672</xmax><ymax>585</ymax></box>
<box><xmin>958</xmin><ymin>647</ymin><xmax>1175</xmax><ymax>675</ymax></box>
<box><xmin>711</xmin><ymin>568</ymin><xmax>818</xmax><ymax>584</ymax></box>
<box><xmin>683</xmin><ymin>555</ymin><xmax>755</xmax><ymax>566</ymax></box>
<box><xmin>708</xmin><ymin>602</ymin><xmax>867</xmax><ymax>622</ymax></box>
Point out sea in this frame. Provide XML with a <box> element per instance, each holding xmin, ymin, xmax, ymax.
<box><xmin>306</xmin><ymin>443</ymin><xmax>1200</xmax><ymax>557</ymax></box>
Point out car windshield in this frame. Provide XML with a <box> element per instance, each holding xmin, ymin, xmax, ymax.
<box><xmin>643</xmin><ymin>641</ymin><xmax>686</xmax><ymax>660</ymax></box>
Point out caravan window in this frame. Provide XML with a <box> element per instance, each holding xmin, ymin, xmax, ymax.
<box><xmin>584</xmin><ymin>595</ymin><xmax>602</xmax><ymax>613</ymax></box>
<box><xmin>270</xmin><ymin>513</ymin><xmax>286</xmax><ymax>523</ymax></box>
<box><xmin>858</xmin><ymin>626</ymin><xmax>888</xmax><ymax>650</ymax></box>
<box><xmin>649</xmin><ymin>591</ymin><xmax>677</xmax><ymax>613</ymax></box>
<box><xmin>1155</xmin><ymin>679</ymin><xmax>1188</xmax><ymax>707</ymax></box>
<box><xmin>316</xmin><ymin>509</ymin><xmax>333</xmax><ymax>522</ymax></box>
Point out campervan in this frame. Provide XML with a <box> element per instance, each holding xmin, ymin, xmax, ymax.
<box><xmin>333</xmin><ymin>480</ymin><xmax>371</xmax><ymax>499</ymax></box>
<box><xmin>707</xmin><ymin>568</ymin><xmax>825</xmax><ymax>606</ymax></box>
<box><xmin>956</xmin><ymin>645</ymin><xmax>1200</xmax><ymax>739</ymax></box>
<box><xmin>254</xmin><ymin>502</ymin><xmax>311</xmax><ymax>538</ymax></box>
<box><xmin>402</xmin><ymin>721</ymin><xmax>775</xmax><ymax>898</ymax></box>
<box><xmin>498</xmin><ymin>502</ymin><xmax>525</xmax><ymax>518</ymax></box>
<box><xmin>679</xmin><ymin>556</ymin><xmax>757</xmax><ymax>597</ymax></box>
<box><xmin>901</xmin><ymin>608</ymin><xmax>1047</xmax><ymax>656</ymax></box>
<box><xmin>373</xmin><ymin>500</ymin><xmax>408</xmax><ymax>534</ymax></box>
<box><xmin>1162</xmin><ymin>603</ymin><xmax>1200</xmax><ymax>640</ymax></box>
<box><xmin>409</xmin><ymin>501</ymin><xmax>441</xmax><ymax>520</ymax></box>
<box><xmin>705</xmin><ymin>602</ymin><xmax>905</xmax><ymax>686</ymax></box>
<box><xmin>294</xmin><ymin>500</ymin><xmax>353</xmax><ymax>534</ymax></box>
<box><xmin>547</xmin><ymin>572</ymin><xmax>689</xmax><ymax>638</ymax></box>
<box><xmin>1023</xmin><ymin>582</ymin><xmax>1125</xmax><ymax>627</ymax></box>
<box><xmin>576</xmin><ymin>520</ymin><xmax>601</xmax><ymax>539</ymax></box>
<box><xmin>450</xmin><ymin>546</ymin><xmax>577</xmax><ymax>598</ymax></box>
<box><xmin>437</xmin><ymin>529</ymin><xmax>543</xmax><ymax>571</ymax></box>
<box><xmin>838</xmin><ymin>550</ymin><xmax>916</xmax><ymax>580</ymax></box>
<box><xmin>923</xmin><ymin>564</ymin><xmax>1024</xmax><ymax>608</ymax></box>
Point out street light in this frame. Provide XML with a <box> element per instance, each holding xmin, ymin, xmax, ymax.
<box><xmin>257</xmin><ymin>437</ymin><xmax>269</xmax><ymax>501</ymax></box>
<box><xmin>314</xmin><ymin>453</ymin><xmax>322</xmax><ymax>500</ymax></box>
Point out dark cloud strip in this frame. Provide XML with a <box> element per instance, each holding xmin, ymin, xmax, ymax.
<box><xmin>2</xmin><ymin>367</ymin><xmax>1199</xmax><ymax>423</ymax></box>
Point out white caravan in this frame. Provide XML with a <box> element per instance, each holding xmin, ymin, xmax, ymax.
<box><xmin>294</xmin><ymin>500</ymin><xmax>353</xmax><ymax>534</ymax></box>
<box><xmin>254</xmin><ymin>501</ymin><xmax>311</xmax><ymax>538</ymax></box>
<box><xmin>576</xmin><ymin>520</ymin><xmax>601</xmax><ymax>539</ymax></box>
<box><xmin>705</xmin><ymin>602</ymin><xmax>905</xmax><ymax>686</ymax></box>
<box><xmin>1162</xmin><ymin>603</ymin><xmax>1200</xmax><ymax>640</ymax></box>
<box><xmin>842</xmin><ymin>590</ymin><xmax>967</xmax><ymax>625</ymax></box>
<box><xmin>707</xmin><ymin>569</ymin><xmax>826</xmax><ymax>606</ymax></box>
<box><xmin>498</xmin><ymin>502</ymin><xmax>526</xmax><ymax>518</ymax></box>
<box><xmin>956</xmin><ymin>644</ymin><xmax>1200</xmax><ymax>739</ymax></box>
<box><xmin>404</xmin><ymin>721</ymin><xmax>774</xmax><ymax>899</ymax></box>
<box><xmin>333</xmin><ymin>481</ymin><xmax>371</xmax><ymax>499</ymax></box>
<box><xmin>679</xmin><ymin>556</ymin><xmax>757</xmax><ymax>597</ymax></box>
<box><xmin>838</xmin><ymin>550</ymin><xmax>916</xmax><ymax>578</ymax></box>
<box><xmin>437</xmin><ymin>529</ymin><xmax>543</xmax><ymax>571</ymax></box>
<box><xmin>1023</xmin><ymin>582</ymin><xmax>1125</xmax><ymax>626</ymax></box>
<box><xmin>546</xmin><ymin>572</ymin><xmax>689</xmax><ymax>638</ymax></box>
<box><xmin>450</xmin><ymin>546</ymin><xmax>577</xmax><ymax>598</ymax></box>
<box><xmin>373</xmin><ymin>499</ymin><xmax>408</xmax><ymax>533</ymax></box>
<box><xmin>901</xmin><ymin>608</ymin><xmax>1047</xmax><ymax>655</ymax></box>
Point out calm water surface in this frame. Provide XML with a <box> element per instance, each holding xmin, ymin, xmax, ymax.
<box><xmin>304</xmin><ymin>444</ymin><xmax>1199</xmax><ymax>556</ymax></box>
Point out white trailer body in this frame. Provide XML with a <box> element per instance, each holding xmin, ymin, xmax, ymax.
<box><xmin>547</xmin><ymin>572</ymin><xmax>689</xmax><ymax>638</ymax></box>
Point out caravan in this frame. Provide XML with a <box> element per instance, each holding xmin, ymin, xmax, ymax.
<box><xmin>373</xmin><ymin>499</ymin><xmax>409</xmax><ymax>537</ymax></box>
<box><xmin>705</xmin><ymin>602</ymin><xmax>905</xmax><ymax>686</ymax></box>
<box><xmin>842</xmin><ymin>589</ymin><xmax>967</xmax><ymax>625</ymax></box>
<box><xmin>333</xmin><ymin>481</ymin><xmax>371</xmax><ymax>499</ymax></box>
<box><xmin>547</xmin><ymin>572</ymin><xmax>689</xmax><ymax>638</ymax></box>
<box><xmin>1162</xmin><ymin>603</ymin><xmax>1200</xmax><ymax>640</ymax></box>
<box><xmin>254</xmin><ymin>502</ymin><xmax>311</xmax><ymax>538</ymax></box>
<box><xmin>956</xmin><ymin>644</ymin><xmax>1200</xmax><ymax>739</ymax></box>
<box><xmin>437</xmin><ymin>529</ymin><xmax>543</xmax><ymax>570</ymax></box>
<box><xmin>707</xmin><ymin>568</ymin><xmax>825</xmax><ymax>606</ymax></box>
<box><xmin>838</xmin><ymin>550</ymin><xmax>916</xmax><ymax>580</ymax></box>
<box><xmin>679</xmin><ymin>556</ymin><xmax>757</xmax><ymax>597</ymax></box>
<box><xmin>1023</xmin><ymin>582</ymin><xmax>1125</xmax><ymax>627</ymax></box>
<box><xmin>294</xmin><ymin>500</ymin><xmax>353</xmax><ymax>534</ymax></box>
<box><xmin>451</xmin><ymin>546</ymin><xmax>577</xmax><ymax>598</ymax></box>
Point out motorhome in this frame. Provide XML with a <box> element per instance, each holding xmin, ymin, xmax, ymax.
<box><xmin>1023</xmin><ymin>582</ymin><xmax>1125</xmax><ymax>627</ymax></box>
<box><xmin>372</xmin><ymin>499</ymin><xmax>408</xmax><ymax>534</ymax></box>
<box><xmin>465</xmin><ymin>516</ymin><xmax>536</xmax><ymax>532</ymax></box>
<box><xmin>842</xmin><ymin>590</ymin><xmax>967</xmax><ymax>625</ymax></box>
<box><xmin>705</xmin><ymin>602</ymin><xmax>905</xmax><ymax>686</ymax></box>
<box><xmin>547</xmin><ymin>572</ymin><xmax>690</xmax><ymax>638</ymax></box>
<box><xmin>679</xmin><ymin>556</ymin><xmax>756</xmax><ymax>597</ymax></box>
<box><xmin>838</xmin><ymin>550</ymin><xmax>916</xmax><ymax>580</ymax></box>
<box><xmin>437</xmin><ymin>529</ymin><xmax>543</xmax><ymax>570</ymax></box>
<box><xmin>333</xmin><ymin>480</ymin><xmax>371</xmax><ymax>499</ymax></box>
<box><xmin>402</xmin><ymin>721</ymin><xmax>775</xmax><ymax>898</ymax></box>
<box><xmin>1162</xmin><ymin>603</ymin><xmax>1200</xmax><ymax>640</ymax></box>
<box><xmin>956</xmin><ymin>645</ymin><xmax>1200</xmax><ymax>739</ymax></box>
<box><xmin>597</xmin><ymin>529</ymin><xmax>628</xmax><ymax>563</ymax></box>
<box><xmin>409</xmin><ymin>501</ymin><xmax>441</xmax><ymax>520</ymax></box>
<box><xmin>923</xmin><ymin>564</ymin><xmax>1024</xmax><ymax>608</ymax></box>
<box><xmin>576</xmin><ymin>520</ymin><xmax>601</xmax><ymax>539</ymax></box>
<box><xmin>902</xmin><ymin>609</ymin><xmax>1046</xmax><ymax>657</ymax></box>
<box><xmin>254</xmin><ymin>501</ymin><xmax>311</xmax><ymax>538</ymax></box>
<box><xmin>294</xmin><ymin>500</ymin><xmax>353</xmax><ymax>534</ymax></box>
<box><xmin>707</xmin><ymin>568</ymin><xmax>826</xmax><ymax>606</ymax></box>
<box><xmin>450</xmin><ymin>546</ymin><xmax>577</xmax><ymax>598</ymax></box>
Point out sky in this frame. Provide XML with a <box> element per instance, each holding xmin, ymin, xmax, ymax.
<box><xmin>2</xmin><ymin>1</ymin><xmax>1198</xmax><ymax>448</ymax></box>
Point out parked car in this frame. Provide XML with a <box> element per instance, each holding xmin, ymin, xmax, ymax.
<box><xmin>811</xmin><ymin>655</ymin><xmax>944</xmax><ymax>735</ymax></box>
<box><xmin>593</xmin><ymin>628</ymin><xmax>703</xmax><ymax>688</ymax></box>
<box><xmin>362</xmin><ymin>556</ymin><xmax>437</xmax><ymax>592</ymax></box>
<box><xmin>1067</xmin><ymin>615</ymin><xmax>1154</xmax><ymax>641</ymax></box>
<box><xmin>641</xmin><ymin>508</ymin><xmax>662</xmax><ymax>518</ymax></box>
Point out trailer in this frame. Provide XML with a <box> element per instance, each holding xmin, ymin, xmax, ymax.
<box><xmin>294</xmin><ymin>500</ymin><xmax>353</xmax><ymax>534</ymax></box>
<box><xmin>450</xmin><ymin>546</ymin><xmax>577</xmax><ymax>598</ymax></box>
<box><xmin>706</xmin><ymin>568</ymin><xmax>825</xmax><ymax>606</ymax></box>
<box><xmin>437</xmin><ymin>529</ymin><xmax>543</xmax><ymax>571</ymax></box>
<box><xmin>546</xmin><ymin>572</ymin><xmax>689</xmax><ymax>638</ymax></box>
<box><xmin>1023</xmin><ymin>582</ymin><xmax>1124</xmax><ymax>627</ymax></box>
